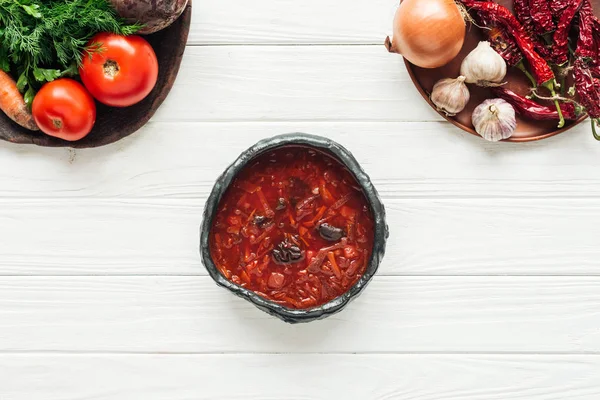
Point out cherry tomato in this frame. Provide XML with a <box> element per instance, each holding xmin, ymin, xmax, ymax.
<box><xmin>32</xmin><ymin>79</ymin><xmax>96</xmax><ymax>142</ymax></box>
<box><xmin>79</xmin><ymin>33</ymin><xmax>159</xmax><ymax>107</ymax></box>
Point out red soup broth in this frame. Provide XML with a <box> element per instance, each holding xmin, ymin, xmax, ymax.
<box><xmin>209</xmin><ymin>146</ymin><xmax>375</xmax><ymax>309</ymax></box>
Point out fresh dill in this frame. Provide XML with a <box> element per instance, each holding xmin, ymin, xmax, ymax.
<box><xmin>0</xmin><ymin>0</ymin><xmax>140</xmax><ymax>105</ymax></box>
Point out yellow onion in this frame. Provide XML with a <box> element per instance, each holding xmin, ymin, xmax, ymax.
<box><xmin>386</xmin><ymin>0</ymin><xmax>466</xmax><ymax>69</ymax></box>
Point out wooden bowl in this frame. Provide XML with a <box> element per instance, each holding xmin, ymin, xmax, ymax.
<box><xmin>0</xmin><ymin>1</ymin><xmax>192</xmax><ymax>148</ymax></box>
<box><xmin>404</xmin><ymin>0</ymin><xmax>599</xmax><ymax>142</ymax></box>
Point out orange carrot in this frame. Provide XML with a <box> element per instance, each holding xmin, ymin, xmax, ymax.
<box><xmin>0</xmin><ymin>71</ymin><xmax>38</xmax><ymax>131</ymax></box>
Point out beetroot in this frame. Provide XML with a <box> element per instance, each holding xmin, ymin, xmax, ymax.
<box><xmin>110</xmin><ymin>0</ymin><xmax>188</xmax><ymax>34</ymax></box>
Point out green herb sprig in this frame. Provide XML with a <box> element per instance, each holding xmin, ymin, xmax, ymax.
<box><xmin>0</xmin><ymin>0</ymin><xmax>140</xmax><ymax>106</ymax></box>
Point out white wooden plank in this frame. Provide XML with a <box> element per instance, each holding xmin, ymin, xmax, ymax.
<box><xmin>189</xmin><ymin>0</ymin><xmax>395</xmax><ymax>45</ymax></box>
<box><xmin>0</xmin><ymin>198</ymin><xmax>599</xmax><ymax>276</ymax></box>
<box><xmin>2</xmin><ymin>354</ymin><xmax>600</xmax><ymax>400</ymax></box>
<box><xmin>0</xmin><ymin>276</ymin><xmax>598</xmax><ymax>353</ymax></box>
<box><xmin>0</xmin><ymin>121</ymin><xmax>598</xmax><ymax>200</ymax></box>
<box><xmin>151</xmin><ymin>46</ymin><xmax>441</xmax><ymax>122</ymax></box>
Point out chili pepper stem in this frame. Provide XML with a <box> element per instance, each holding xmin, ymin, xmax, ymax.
<box><xmin>516</xmin><ymin>61</ymin><xmax>537</xmax><ymax>88</ymax></box>
<box><xmin>543</xmin><ymin>81</ymin><xmax>566</xmax><ymax>128</ymax></box>
<box><xmin>593</xmin><ymin>119</ymin><xmax>600</xmax><ymax>141</ymax></box>
<box><xmin>553</xmin><ymin>97</ymin><xmax>566</xmax><ymax>128</ymax></box>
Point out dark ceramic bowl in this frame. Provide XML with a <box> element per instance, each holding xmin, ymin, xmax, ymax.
<box><xmin>0</xmin><ymin>1</ymin><xmax>192</xmax><ymax>148</ymax></box>
<box><xmin>200</xmin><ymin>133</ymin><xmax>388</xmax><ymax>323</ymax></box>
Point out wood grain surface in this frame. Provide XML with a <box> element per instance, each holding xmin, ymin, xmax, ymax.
<box><xmin>0</xmin><ymin>198</ymin><xmax>598</xmax><ymax>276</ymax></box>
<box><xmin>2</xmin><ymin>355</ymin><xmax>600</xmax><ymax>400</ymax></box>
<box><xmin>0</xmin><ymin>276</ymin><xmax>598</xmax><ymax>353</ymax></box>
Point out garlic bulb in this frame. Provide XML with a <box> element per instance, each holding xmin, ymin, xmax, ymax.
<box><xmin>460</xmin><ymin>41</ymin><xmax>507</xmax><ymax>86</ymax></box>
<box><xmin>430</xmin><ymin>76</ymin><xmax>470</xmax><ymax>116</ymax></box>
<box><xmin>472</xmin><ymin>98</ymin><xmax>516</xmax><ymax>142</ymax></box>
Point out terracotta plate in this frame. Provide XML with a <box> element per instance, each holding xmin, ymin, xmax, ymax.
<box><xmin>405</xmin><ymin>0</ymin><xmax>598</xmax><ymax>142</ymax></box>
<box><xmin>0</xmin><ymin>1</ymin><xmax>192</xmax><ymax>148</ymax></box>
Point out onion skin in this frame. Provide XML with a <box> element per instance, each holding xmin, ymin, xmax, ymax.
<box><xmin>386</xmin><ymin>0</ymin><xmax>466</xmax><ymax>69</ymax></box>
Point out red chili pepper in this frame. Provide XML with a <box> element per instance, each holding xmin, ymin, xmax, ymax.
<box><xmin>478</xmin><ymin>19</ymin><xmax>540</xmax><ymax>86</ymax></box>
<box><xmin>576</xmin><ymin>0</ymin><xmax>596</xmax><ymax>60</ymax></box>
<box><xmin>550</xmin><ymin>0</ymin><xmax>570</xmax><ymax>17</ymax></box>
<box><xmin>552</xmin><ymin>0</ymin><xmax>584</xmax><ymax>65</ymax></box>
<box><xmin>529</xmin><ymin>0</ymin><xmax>555</xmax><ymax>35</ymax></box>
<box><xmin>574</xmin><ymin>59</ymin><xmax>600</xmax><ymax>136</ymax></box>
<box><xmin>460</xmin><ymin>0</ymin><xmax>565</xmax><ymax>127</ymax></box>
<box><xmin>461</xmin><ymin>0</ymin><xmax>555</xmax><ymax>85</ymax></box>
<box><xmin>491</xmin><ymin>87</ymin><xmax>578</xmax><ymax>121</ymax></box>
<box><xmin>476</xmin><ymin>13</ymin><xmax>523</xmax><ymax>66</ymax></box>
<box><xmin>511</xmin><ymin>0</ymin><xmax>552</xmax><ymax>58</ymax></box>
<box><xmin>514</xmin><ymin>0</ymin><xmax>536</xmax><ymax>33</ymax></box>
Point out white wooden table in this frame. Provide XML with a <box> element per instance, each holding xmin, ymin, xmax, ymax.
<box><xmin>1</xmin><ymin>1</ymin><xmax>600</xmax><ymax>398</ymax></box>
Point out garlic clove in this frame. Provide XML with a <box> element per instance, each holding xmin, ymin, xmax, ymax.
<box><xmin>471</xmin><ymin>98</ymin><xmax>517</xmax><ymax>142</ymax></box>
<box><xmin>460</xmin><ymin>41</ymin><xmax>507</xmax><ymax>86</ymax></box>
<box><xmin>430</xmin><ymin>76</ymin><xmax>470</xmax><ymax>116</ymax></box>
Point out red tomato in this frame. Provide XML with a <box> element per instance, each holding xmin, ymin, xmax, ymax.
<box><xmin>32</xmin><ymin>79</ymin><xmax>96</xmax><ymax>141</ymax></box>
<box><xmin>79</xmin><ymin>33</ymin><xmax>159</xmax><ymax>107</ymax></box>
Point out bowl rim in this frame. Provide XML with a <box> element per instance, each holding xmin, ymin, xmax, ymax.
<box><xmin>199</xmin><ymin>133</ymin><xmax>388</xmax><ymax>323</ymax></box>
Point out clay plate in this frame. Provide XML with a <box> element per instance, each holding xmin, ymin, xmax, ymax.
<box><xmin>404</xmin><ymin>0</ymin><xmax>599</xmax><ymax>142</ymax></box>
<box><xmin>0</xmin><ymin>1</ymin><xmax>192</xmax><ymax>148</ymax></box>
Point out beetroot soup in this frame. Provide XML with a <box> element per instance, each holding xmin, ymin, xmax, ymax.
<box><xmin>209</xmin><ymin>146</ymin><xmax>375</xmax><ymax>309</ymax></box>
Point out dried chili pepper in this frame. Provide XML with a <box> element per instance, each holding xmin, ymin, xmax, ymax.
<box><xmin>514</xmin><ymin>0</ymin><xmax>536</xmax><ymax>33</ymax></box>
<box><xmin>552</xmin><ymin>0</ymin><xmax>584</xmax><ymax>65</ymax></box>
<box><xmin>576</xmin><ymin>0</ymin><xmax>596</xmax><ymax>61</ymax></box>
<box><xmin>574</xmin><ymin>58</ymin><xmax>600</xmax><ymax>138</ymax></box>
<box><xmin>529</xmin><ymin>0</ymin><xmax>555</xmax><ymax>35</ymax></box>
<box><xmin>478</xmin><ymin>16</ymin><xmax>523</xmax><ymax>66</ymax></box>
<box><xmin>461</xmin><ymin>1</ymin><xmax>555</xmax><ymax>84</ymax></box>
<box><xmin>491</xmin><ymin>87</ymin><xmax>578</xmax><ymax>120</ymax></box>
<box><xmin>460</xmin><ymin>0</ymin><xmax>565</xmax><ymax>127</ymax></box>
<box><xmin>513</xmin><ymin>0</ymin><xmax>552</xmax><ymax>58</ymax></box>
<box><xmin>551</xmin><ymin>0</ymin><xmax>571</xmax><ymax>18</ymax></box>
<box><xmin>473</xmin><ymin>11</ymin><xmax>538</xmax><ymax>86</ymax></box>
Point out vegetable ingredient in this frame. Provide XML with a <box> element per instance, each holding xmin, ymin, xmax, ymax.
<box><xmin>79</xmin><ymin>33</ymin><xmax>158</xmax><ymax>107</ymax></box>
<box><xmin>574</xmin><ymin>59</ymin><xmax>600</xmax><ymax>137</ymax></box>
<box><xmin>529</xmin><ymin>0</ymin><xmax>555</xmax><ymax>35</ymax></box>
<box><xmin>0</xmin><ymin>0</ymin><xmax>139</xmax><ymax>102</ymax></box>
<box><xmin>471</xmin><ymin>98</ymin><xmax>517</xmax><ymax>142</ymax></box>
<box><xmin>575</xmin><ymin>0</ymin><xmax>596</xmax><ymax>61</ymax></box>
<box><xmin>572</xmin><ymin>0</ymin><xmax>600</xmax><ymax>138</ymax></box>
<box><xmin>32</xmin><ymin>79</ymin><xmax>96</xmax><ymax>141</ymax></box>
<box><xmin>513</xmin><ymin>0</ymin><xmax>551</xmax><ymax>57</ymax></box>
<box><xmin>473</xmin><ymin>11</ymin><xmax>540</xmax><ymax>86</ymax></box>
<box><xmin>491</xmin><ymin>87</ymin><xmax>578</xmax><ymax>121</ymax></box>
<box><xmin>109</xmin><ymin>0</ymin><xmax>188</xmax><ymax>34</ymax></box>
<box><xmin>460</xmin><ymin>41</ymin><xmax>507</xmax><ymax>86</ymax></box>
<box><xmin>430</xmin><ymin>76</ymin><xmax>470</xmax><ymax>116</ymax></box>
<box><xmin>318</xmin><ymin>223</ymin><xmax>346</xmax><ymax>242</ymax></box>
<box><xmin>552</xmin><ymin>0</ymin><xmax>583</xmax><ymax>66</ymax></box>
<box><xmin>459</xmin><ymin>0</ymin><xmax>565</xmax><ymax>128</ymax></box>
<box><xmin>386</xmin><ymin>0</ymin><xmax>466</xmax><ymax>68</ymax></box>
<box><xmin>460</xmin><ymin>1</ymin><xmax>555</xmax><ymax>86</ymax></box>
<box><xmin>0</xmin><ymin>71</ymin><xmax>38</xmax><ymax>131</ymax></box>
